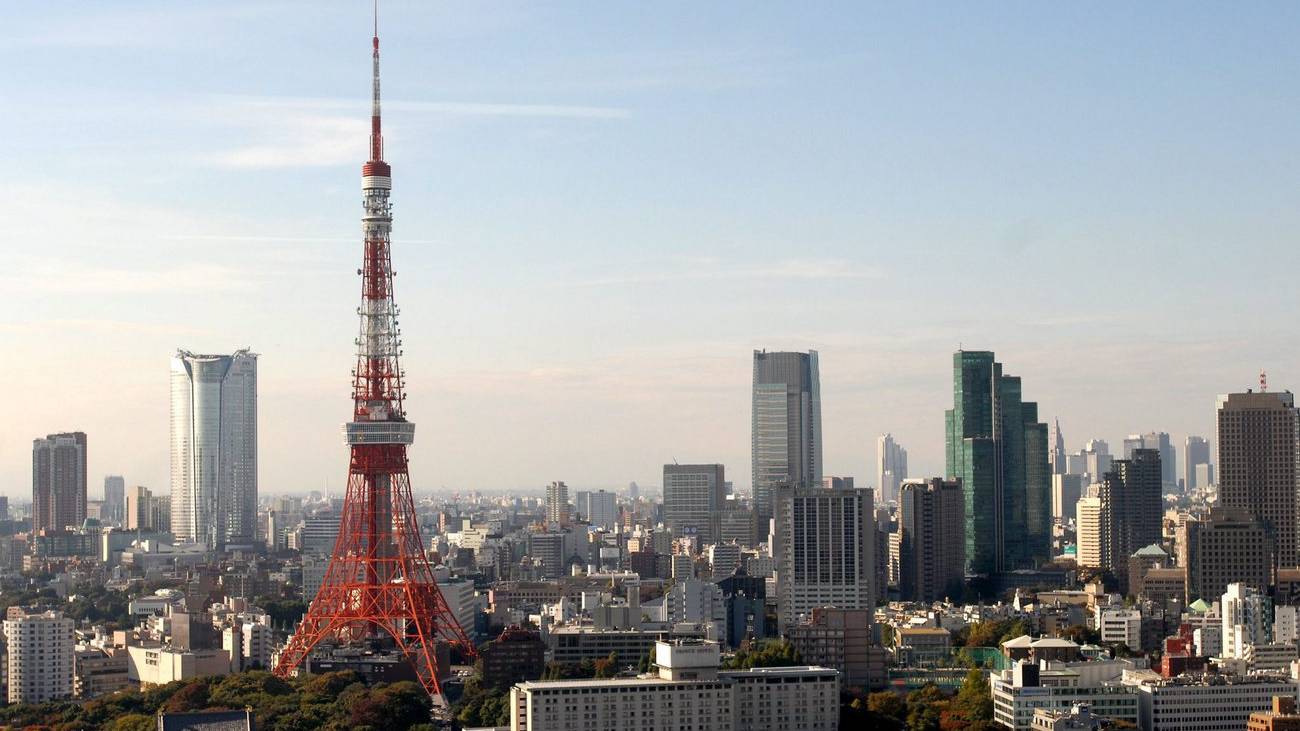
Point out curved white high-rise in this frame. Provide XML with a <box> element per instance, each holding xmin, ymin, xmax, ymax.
<box><xmin>170</xmin><ymin>349</ymin><xmax>258</xmax><ymax>549</ymax></box>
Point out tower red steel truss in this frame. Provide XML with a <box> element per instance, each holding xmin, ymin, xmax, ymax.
<box><xmin>273</xmin><ymin>22</ymin><xmax>474</xmax><ymax>701</ymax></box>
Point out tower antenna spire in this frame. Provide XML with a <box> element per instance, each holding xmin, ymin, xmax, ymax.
<box><xmin>370</xmin><ymin>0</ymin><xmax>383</xmax><ymax>164</ymax></box>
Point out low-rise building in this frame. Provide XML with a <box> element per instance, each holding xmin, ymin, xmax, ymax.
<box><xmin>73</xmin><ymin>647</ymin><xmax>131</xmax><ymax>698</ymax></box>
<box><xmin>1249</xmin><ymin>696</ymin><xmax>1300</xmax><ymax>731</ymax></box>
<box><xmin>894</xmin><ymin>626</ymin><xmax>952</xmax><ymax>668</ymax></box>
<box><xmin>126</xmin><ymin>645</ymin><xmax>231</xmax><ymax>687</ymax></box>
<box><xmin>788</xmin><ymin>607</ymin><xmax>878</xmax><ymax>688</ymax></box>
<box><xmin>991</xmin><ymin>661</ymin><xmax>1139</xmax><ymax>731</ymax></box>
<box><xmin>1031</xmin><ymin>703</ymin><xmax>1109</xmax><ymax>730</ymax></box>
<box><xmin>1094</xmin><ymin>607</ymin><xmax>1141</xmax><ymax>650</ymax></box>
<box><xmin>548</xmin><ymin>626</ymin><xmax>667</xmax><ymax>665</ymax></box>
<box><xmin>479</xmin><ymin>626</ymin><xmax>546</xmax><ymax>691</ymax></box>
<box><xmin>1131</xmin><ymin>674</ymin><xmax>1299</xmax><ymax>731</ymax></box>
<box><xmin>510</xmin><ymin>639</ymin><xmax>837</xmax><ymax>731</ymax></box>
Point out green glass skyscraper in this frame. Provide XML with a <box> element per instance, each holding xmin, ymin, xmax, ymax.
<box><xmin>945</xmin><ymin>351</ymin><xmax>1050</xmax><ymax>575</ymax></box>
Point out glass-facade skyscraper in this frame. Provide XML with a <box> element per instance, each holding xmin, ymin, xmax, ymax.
<box><xmin>945</xmin><ymin>350</ymin><xmax>1050</xmax><ymax>575</ymax></box>
<box><xmin>170</xmin><ymin>349</ymin><xmax>258</xmax><ymax>549</ymax></box>
<box><xmin>752</xmin><ymin>350</ymin><xmax>822</xmax><ymax>528</ymax></box>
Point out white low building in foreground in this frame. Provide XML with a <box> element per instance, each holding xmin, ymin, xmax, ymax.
<box><xmin>510</xmin><ymin>639</ymin><xmax>838</xmax><ymax>731</ymax></box>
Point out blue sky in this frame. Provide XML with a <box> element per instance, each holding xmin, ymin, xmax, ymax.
<box><xmin>2</xmin><ymin>2</ymin><xmax>1298</xmax><ymax>498</ymax></box>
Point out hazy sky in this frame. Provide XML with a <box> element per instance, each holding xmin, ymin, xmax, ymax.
<box><xmin>3</xmin><ymin>2</ymin><xmax>1298</xmax><ymax>500</ymax></box>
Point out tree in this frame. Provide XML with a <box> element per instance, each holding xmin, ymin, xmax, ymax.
<box><xmin>721</xmin><ymin>639</ymin><xmax>801</xmax><ymax>669</ymax></box>
<box><xmin>868</xmin><ymin>691</ymin><xmax>906</xmax><ymax>722</ymax></box>
<box><xmin>950</xmin><ymin>669</ymin><xmax>992</xmax><ymax>724</ymax></box>
<box><xmin>107</xmin><ymin>715</ymin><xmax>156</xmax><ymax>731</ymax></box>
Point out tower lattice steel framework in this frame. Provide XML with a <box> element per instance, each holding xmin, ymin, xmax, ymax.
<box><xmin>273</xmin><ymin>17</ymin><xmax>474</xmax><ymax>701</ymax></box>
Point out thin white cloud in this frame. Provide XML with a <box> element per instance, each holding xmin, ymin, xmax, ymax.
<box><xmin>563</xmin><ymin>258</ymin><xmax>885</xmax><ymax>287</ymax></box>
<box><xmin>196</xmin><ymin>94</ymin><xmax>629</xmax><ymax>169</ymax></box>
<box><xmin>2</xmin><ymin>261</ymin><xmax>250</xmax><ymax>295</ymax></box>
<box><xmin>0</xmin><ymin>318</ymin><xmax>212</xmax><ymax>337</ymax></box>
<box><xmin>165</xmin><ymin>234</ymin><xmax>439</xmax><ymax>244</ymax></box>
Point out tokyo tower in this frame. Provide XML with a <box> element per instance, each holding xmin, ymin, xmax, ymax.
<box><xmin>273</xmin><ymin>12</ymin><xmax>474</xmax><ymax>701</ymax></box>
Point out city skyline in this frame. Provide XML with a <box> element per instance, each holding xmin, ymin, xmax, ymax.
<box><xmin>4</xmin><ymin>2</ymin><xmax>1299</xmax><ymax>498</ymax></box>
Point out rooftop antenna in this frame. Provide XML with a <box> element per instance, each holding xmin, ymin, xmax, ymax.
<box><xmin>1261</xmin><ymin>370</ymin><xmax>1268</xmax><ymax>392</ymax></box>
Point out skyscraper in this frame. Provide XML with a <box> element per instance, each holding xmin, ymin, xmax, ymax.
<box><xmin>102</xmin><ymin>475</ymin><xmax>124</xmax><ymax>525</ymax></box>
<box><xmin>898</xmin><ymin>478</ymin><xmax>965</xmax><ymax>603</ymax></box>
<box><xmin>771</xmin><ymin>479</ymin><xmax>874</xmax><ymax>632</ymax></box>
<box><xmin>944</xmin><ymin>350</ymin><xmax>1050</xmax><ymax>575</ymax></box>
<box><xmin>876</xmin><ymin>434</ymin><xmax>908</xmax><ymax>506</ymax></box>
<box><xmin>1050</xmin><ymin>419</ymin><xmax>1066</xmax><ymax>476</ymax></box>
<box><xmin>1124</xmin><ymin>432</ymin><xmax>1176</xmax><ymax>494</ymax></box>
<box><xmin>126</xmin><ymin>485</ymin><xmax>152</xmax><ymax>531</ymax></box>
<box><xmin>1098</xmin><ymin>449</ymin><xmax>1163</xmax><ymax>592</ymax></box>
<box><xmin>1184</xmin><ymin>436</ymin><xmax>1211</xmax><ymax>492</ymax></box>
<box><xmin>31</xmin><ymin>432</ymin><xmax>87</xmax><ymax>532</ymax></box>
<box><xmin>545</xmin><ymin>480</ymin><xmax>571</xmax><ymax>527</ymax></box>
<box><xmin>752</xmin><ymin>350</ymin><xmax>822</xmax><ymax>528</ymax></box>
<box><xmin>575</xmin><ymin>489</ymin><xmax>618</xmax><ymax>530</ymax></box>
<box><xmin>1178</xmin><ymin>506</ymin><xmax>1272</xmax><ymax>604</ymax></box>
<box><xmin>170</xmin><ymin>349</ymin><xmax>258</xmax><ymax>549</ymax></box>
<box><xmin>663</xmin><ymin>464</ymin><xmax>726</xmax><ymax>542</ymax></box>
<box><xmin>1216</xmin><ymin>390</ymin><xmax>1300</xmax><ymax>571</ymax></box>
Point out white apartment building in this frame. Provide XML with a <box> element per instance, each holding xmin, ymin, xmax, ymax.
<box><xmin>1130</xmin><ymin>674</ymin><xmax>1298</xmax><ymax>731</ymax></box>
<box><xmin>4</xmin><ymin>609</ymin><xmax>74</xmax><ymax>703</ymax></box>
<box><xmin>1222</xmin><ymin>583</ymin><xmax>1273</xmax><ymax>660</ymax></box>
<box><xmin>990</xmin><ymin>661</ymin><xmax>1139</xmax><ymax>731</ymax></box>
<box><xmin>1094</xmin><ymin>607</ymin><xmax>1141</xmax><ymax>650</ymax></box>
<box><xmin>222</xmin><ymin>621</ymin><xmax>272</xmax><ymax>672</ymax></box>
<box><xmin>511</xmin><ymin>639</ymin><xmax>837</xmax><ymax>731</ymax></box>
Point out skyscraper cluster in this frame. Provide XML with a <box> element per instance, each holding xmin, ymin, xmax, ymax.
<box><xmin>876</xmin><ymin>433</ymin><xmax>908</xmax><ymax>506</ymax></box>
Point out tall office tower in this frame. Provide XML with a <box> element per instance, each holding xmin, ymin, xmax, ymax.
<box><xmin>1076</xmin><ymin>496</ymin><xmax>1104</xmax><ymax>569</ymax></box>
<box><xmin>627</xmin><ymin>481</ymin><xmax>640</xmax><ymax>500</ymax></box>
<box><xmin>125</xmin><ymin>485</ymin><xmax>152</xmax><ymax>530</ymax></box>
<box><xmin>897</xmin><ymin>478</ymin><xmax>965</xmax><ymax>603</ymax></box>
<box><xmin>1098</xmin><ymin>449</ymin><xmax>1163</xmax><ymax>593</ymax></box>
<box><xmin>1122</xmin><ymin>435</ymin><xmax>1143</xmax><ymax>460</ymax></box>
<box><xmin>1217</xmin><ymin>390</ymin><xmax>1300</xmax><ymax>570</ymax></box>
<box><xmin>1051</xmin><ymin>474</ymin><xmax>1083</xmax><ymax>523</ymax></box>
<box><xmin>31</xmin><ymin>432</ymin><xmax>87</xmax><ymax>532</ymax></box>
<box><xmin>1184</xmin><ymin>436</ymin><xmax>1211</xmax><ymax>492</ymax></box>
<box><xmin>0</xmin><ymin>496</ymin><xmax>8</xmax><ymax>520</ymax></box>
<box><xmin>170</xmin><ymin>349</ymin><xmax>258</xmax><ymax>549</ymax></box>
<box><xmin>1080</xmin><ymin>439</ymin><xmax>1112</xmax><ymax>483</ymax></box>
<box><xmin>752</xmin><ymin>350</ymin><xmax>822</xmax><ymax>528</ymax></box>
<box><xmin>4</xmin><ymin>609</ymin><xmax>74</xmax><ymax>703</ymax></box>
<box><xmin>944</xmin><ymin>350</ymin><xmax>1050</xmax><ymax>574</ymax></box>
<box><xmin>102</xmin><ymin>475</ymin><xmax>124</xmax><ymax>524</ymax></box>
<box><xmin>664</xmin><ymin>464</ymin><xmax>726</xmax><ymax>542</ymax></box>
<box><xmin>1178</xmin><ymin>506</ymin><xmax>1273</xmax><ymax>603</ymax></box>
<box><xmin>771</xmin><ymin>480</ymin><xmax>874</xmax><ymax>632</ymax></box>
<box><xmin>150</xmin><ymin>496</ymin><xmax>171</xmax><ymax>533</ymax></box>
<box><xmin>1050</xmin><ymin>419</ymin><xmax>1067</xmax><ymax>476</ymax></box>
<box><xmin>1222</xmin><ymin>583</ymin><xmax>1273</xmax><ymax>660</ymax></box>
<box><xmin>1123</xmin><ymin>432</ymin><xmax>1177</xmax><ymax>494</ymax></box>
<box><xmin>575</xmin><ymin>489</ymin><xmax>618</xmax><ymax>530</ymax></box>
<box><xmin>545</xmin><ymin>481</ymin><xmax>571</xmax><ymax>527</ymax></box>
<box><xmin>876</xmin><ymin>434</ymin><xmax>908</xmax><ymax>506</ymax></box>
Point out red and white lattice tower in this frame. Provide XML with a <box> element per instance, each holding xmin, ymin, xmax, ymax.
<box><xmin>273</xmin><ymin>16</ymin><xmax>473</xmax><ymax>701</ymax></box>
